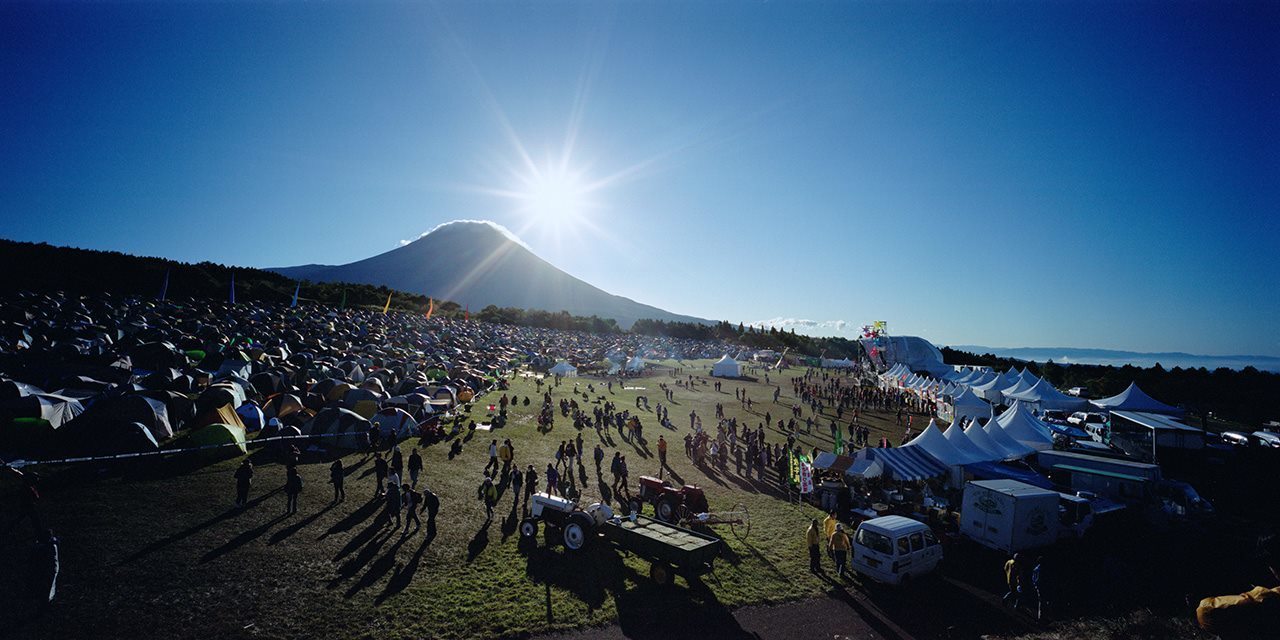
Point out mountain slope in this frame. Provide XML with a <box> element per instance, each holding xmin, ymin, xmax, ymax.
<box><xmin>270</xmin><ymin>221</ymin><xmax>708</xmax><ymax>328</ymax></box>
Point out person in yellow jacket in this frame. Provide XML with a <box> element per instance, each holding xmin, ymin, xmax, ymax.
<box><xmin>829</xmin><ymin>522</ymin><xmax>852</xmax><ymax>578</ymax></box>
<box><xmin>806</xmin><ymin>519</ymin><xmax>823</xmax><ymax>573</ymax></box>
<box><xmin>823</xmin><ymin>511</ymin><xmax>839</xmax><ymax>543</ymax></box>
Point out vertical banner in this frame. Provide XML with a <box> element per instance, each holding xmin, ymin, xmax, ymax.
<box><xmin>229</xmin><ymin>272</ymin><xmax>236</xmax><ymax>304</ymax></box>
<box><xmin>291</xmin><ymin>282</ymin><xmax>300</xmax><ymax>308</ymax></box>
<box><xmin>425</xmin><ymin>297</ymin><xmax>434</xmax><ymax>319</ymax></box>
<box><xmin>799</xmin><ymin>460</ymin><xmax>814</xmax><ymax>495</ymax></box>
<box><xmin>382</xmin><ymin>292</ymin><xmax>392</xmax><ymax>314</ymax></box>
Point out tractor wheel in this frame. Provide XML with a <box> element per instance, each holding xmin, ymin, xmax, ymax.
<box><xmin>649</xmin><ymin>562</ymin><xmax>672</xmax><ymax>586</ymax></box>
<box><xmin>519</xmin><ymin>518</ymin><xmax>538</xmax><ymax>539</ymax></box>
<box><xmin>628</xmin><ymin>498</ymin><xmax>643</xmax><ymax>516</ymax></box>
<box><xmin>563</xmin><ymin>513</ymin><xmax>593</xmax><ymax>551</ymax></box>
<box><xmin>656</xmin><ymin>496</ymin><xmax>679</xmax><ymax>523</ymax></box>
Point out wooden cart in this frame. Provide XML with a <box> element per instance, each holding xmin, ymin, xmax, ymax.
<box><xmin>600</xmin><ymin>515</ymin><xmax>722</xmax><ymax>586</ymax></box>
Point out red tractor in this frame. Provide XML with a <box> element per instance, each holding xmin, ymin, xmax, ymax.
<box><xmin>630</xmin><ymin>475</ymin><xmax>710</xmax><ymax>523</ymax></box>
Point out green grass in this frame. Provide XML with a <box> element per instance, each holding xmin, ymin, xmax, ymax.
<box><xmin>2</xmin><ymin>360</ymin><xmax>911</xmax><ymax>640</ymax></box>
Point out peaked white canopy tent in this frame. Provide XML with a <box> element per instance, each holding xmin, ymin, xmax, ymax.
<box><xmin>711</xmin><ymin>355</ymin><xmax>741</xmax><ymax>378</ymax></box>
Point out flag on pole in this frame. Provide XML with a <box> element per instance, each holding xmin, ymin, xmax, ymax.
<box><xmin>425</xmin><ymin>297</ymin><xmax>434</xmax><ymax>319</ymax></box>
<box><xmin>382</xmin><ymin>292</ymin><xmax>392</xmax><ymax>314</ymax></box>
<box><xmin>229</xmin><ymin>272</ymin><xmax>236</xmax><ymax>304</ymax></box>
<box><xmin>158</xmin><ymin>269</ymin><xmax>169</xmax><ymax>302</ymax></box>
<box><xmin>834</xmin><ymin>425</ymin><xmax>844</xmax><ymax>455</ymax></box>
<box><xmin>291</xmin><ymin>282</ymin><xmax>300</xmax><ymax>308</ymax></box>
<box><xmin>339</xmin><ymin>289</ymin><xmax>347</xmax><ymax>310</ymax></box>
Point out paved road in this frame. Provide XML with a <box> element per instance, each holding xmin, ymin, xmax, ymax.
<box><xmin>530</xmin><ymin>576</ymin><xmax>1034</xmax><ymax>640</ymax></box>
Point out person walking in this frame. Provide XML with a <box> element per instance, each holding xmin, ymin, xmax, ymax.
<box><xmin>524</xmin><ymin>464</ymin><xmax>538</xmax><ymax>503</ymax></box>
<box><xmin>421</xmin><ymin>485</ymin><xmax>439</xmax><ymax>535</ymax></box>
<box><xmin>478</xmin><ymin>476</ymin><xmax>498</xmax><ymax>522</ymax></box>
<box><xmin>485</xmin><ymin>439</ymin><xmax>500</xmax><ymax>476</ymax></box>
<box><xmin>29</xmin><ymin>528</ymin><xmax>59</xmax><ymax>611</ymax></box>
<box><xmin>593</xmin><ymin>444</ymin><xmax>604</xmax><ymax>477</ymax></box>
<box><xmin>402</xmin><ymin>483</ymin><xmax>421</xmax><ymax>535</ymax></box>
<box><xmin>806</xmin><ymin>519</ymin><xmax>823</xmax><ymax>573</ymax></box>
<box><xmin>610</xmin><ymin>452</ymin><xmax>623</xmax><ymax>493</ymax></box>
<box><xmin>284</xmin><ymin>465</ymin><xmax>303</xmax><ymax>515</ymax></box>
<box><xmin>384</xmin><ymin>477</ymin><xmax>402</xmax><ymax>529</ymax></box>
<box><xmin>545</xmin><ymin>463</ymin><xmax>560</xmax><ymax>497</ymax></box>
<box><xmin>618</xmin><ymin>455</ymin><xmax>630</xmax><ymax>498</ymax></box>
<box><xmin>499</xmin><ymin>439</ymin><xmax>514</xmax><ymax>474</ymax></box>
<box><xmin>373</xmin><ymin>452</ymin><xmax>388</xmax><ymax>498</ymax></box>
<box><xmin>510</xmin><ymin>465</ymin><xmax>523</xmax><ymax>507</ymax></box>
<box><xmin>329</xmin><ymin>458</ymin><xmax>345</xmax><ymax>502</ymax></box>
<box><xmin>829</xmin><ymin>523</ymin><xmax>852</xmax><ymax>578</ymax></box>
<box><xmin>408</xmin><ymin>448</ymin><xmax>423</xmax><ymax>487</ymax></box>
<box><xmin>233</xmin><ymin>460</ymin><xmax>253</xmax><ymax>508</ymax></box>
<box><xmin>657</xmin><ymin>435</ymin><xmax>668</xmax><ymax>469</ymax></box>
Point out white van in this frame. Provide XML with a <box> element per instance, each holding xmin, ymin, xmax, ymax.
<box><xmin>851</xmin><ymin>515</ymin><xmax>942</xmax><ymax>586</ymax></box>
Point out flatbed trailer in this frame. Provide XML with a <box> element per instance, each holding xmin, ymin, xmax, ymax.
<box><xmin>599</xmin><ymin>515</ymin><xmax>722</xmax><ymax>585</ymax></box>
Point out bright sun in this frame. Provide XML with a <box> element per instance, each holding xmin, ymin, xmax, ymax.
<box><xmin>522</xmin><ymin>166</ymin><xmax>590</xmax><ymax>224</ymax></box>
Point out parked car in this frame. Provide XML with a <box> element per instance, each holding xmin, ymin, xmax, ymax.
<box><xmin>1219</xmin><ymin>431</ymin><xmax>1251</xmax><ymax>447</ymax></box>
<box><xmin>1251</xmin><ymin>431</ymin><xmax>1280</xmax><ymax>448</ymax></box>
<box><xmin>1041</xmin><ymin>410</ymin><xmax>1069</xmax><ymax>425</ymax></box>
<box><xmin>1066</xmin><ymin>387</ymin><xmax>1090</xmax><ymax>398</ymax></box>
<box><xmin>1068</xmin><ymin>412</ymin><xmax>1107</xmax><ymax>428</ymax></box>
<box><xmin>852</xmin><ymin>515</ymin><xmax>943</xmax><ymax>586</ymax></box>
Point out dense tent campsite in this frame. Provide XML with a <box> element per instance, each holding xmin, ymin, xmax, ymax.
<box><xmin>0</xmin><ymin>285</ymin><xmax>1275</xmax><ymax>640</ymax></box>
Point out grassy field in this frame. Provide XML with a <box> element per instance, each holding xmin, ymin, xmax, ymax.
<box><xmin>0</xmin><ymin>360</ymin><xmax>1201</xmax><ymax>639</ymax></box>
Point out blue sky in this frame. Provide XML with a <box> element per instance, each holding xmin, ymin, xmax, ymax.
<box><xmin>2</xmin><ymin>1</ymin><xmax>1277</xmax><ymax>356</ymax></box>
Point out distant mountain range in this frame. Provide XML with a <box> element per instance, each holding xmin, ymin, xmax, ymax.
<box><xmin>950</xmin><ymin>345</ymin><xmax>1280</xmax><ymax>373</ymax></box>
<box><xmin>271</xmin><ymin>221</ymin><xmax>709</xmax><ymax>329</ymax></box>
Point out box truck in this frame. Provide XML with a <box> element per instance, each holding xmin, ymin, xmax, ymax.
<box><xmin>960</xmin><ymin>479</ymin><xmax>1060</xmax><ymax>553</ymax></box>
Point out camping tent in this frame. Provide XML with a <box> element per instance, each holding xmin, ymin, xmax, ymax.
<box><xmin>1092</xmin><ymin>382</ymin><xmax>1183</xmax><ymax>416</ymax></box>
<box><xmin>972</xmin><ymin>369</ymin><xmax>1021</xmax><ymax>404</ymax></box>
<box><xmin>711</xmin><ymin>355</ymin><xmax>741</xmax><ymax>378</ymax></box>
<box><xmin>548</xmin><ymin>361</ymin><xmax>578</xmax><ymax>377</ymax></box>
<box><xmin>943</xmin><ymin>422</ymin><xmax>1000</xmax><ymax>463</ymax></box>
<box><xmin>305</xmin><ymin>407</ymin><xmax>370</xmax><ymax>449</ymax></box>
<box><xmin>983</xmin><ymin>419</ymin><xmax>1037</xmax><ymax>458</ymax></box>
<box><xmin>947</xmin><ymin>387</ymin><xmax>992</xmax><ymax>427</ymax></box>
<box><xmin>905</xmin><ymin>419</ymin><xmax>983</xmax><ymax>466</ymax></box>
<box><xmin>185</xmin><ymin>422</ymin><xmax>248</xmax><ymax>459</ymax></box>
<box><xmin>995</xmin><ymin>402</ymin><xmax>1056</xmax><ymax>450</ymax></box>
<box><xmin>371</xmin><ymin>408</ymin><xmax>418</xmax><ymax>440</ymax></box>
<box><xmin>1005</xmin><ymin>379</ymin><xmax>1090</xmax><ymax>413</ymax></box>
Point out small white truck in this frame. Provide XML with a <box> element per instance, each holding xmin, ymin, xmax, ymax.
<box><xmin>960</xmin><ymin>479</ymin><xmax>1060</xmax><ymax>554</ymax></box>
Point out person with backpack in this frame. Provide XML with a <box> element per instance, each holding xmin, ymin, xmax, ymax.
<box><xmin>384</xmin><ymin>478</ymin><xmax>402</xmax><ymax>529</ymax></box>
<box><xmin>484</xmin><ymin>440</ymin><xmax>499</xmax><ymax>476</ymax></box>
<box><xmin>284</xmin><ymin>465</ymin><xmax>303</xmax><ymax>515</ymax></box>
<box><xmin>593</xmin><ymin>444</ymin><xmax>605</xmax><ymax>477</ymax></box>
<box><xmin>420</xmin><ymin>486</ymin><xmax>439</xmax><ymax>536</ymax></box>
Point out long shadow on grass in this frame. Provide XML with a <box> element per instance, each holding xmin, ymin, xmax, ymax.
<box><xmin>344</xmin><ymin>533</ymin><xmax>411</xmax><ymax>598</ymax></box>
<box><xmin>317</xmin><ymin>498</ymin><xmax>380</xmax><ymax>541</ymax></box>
<box><xmin>268</xmin><ymin>502</ymin><xmax>335</xmax><ymax>545</ymax></box>
<box><xmin>200</xmin><ymin>513</ymin><xmax>288</xmax><ymax>564</ymax></box>
<box><xmin>466</xmin><ymin>521</ymin><xmax>490</xmax><ymax>562</ymax></box>
<box><xmin>121</xmin><ymin>487</ymin><xmax>283</xmax><ymax>564</ymax></box>
<box><xmin>374</xmin><ymin>525</ymin><xmax>438</xmax><ymax>604</ymax></box>
<box><xmin>330</xmin><ymin>523</ymin><xmax>397</xmax><ymax>589</ymax></box>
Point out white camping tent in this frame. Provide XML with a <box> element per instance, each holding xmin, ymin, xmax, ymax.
<box><xmin>944</xmin><ymin>422</ymin><xmax>1001</xmax><ymax>462</ymax></box>
<box><xmin>905</xmin><ymin>419</ymin><xmax>982</xmax><ymax>466</ymax></box>
<box><xmin>548</xmin><ymin>361</ymin><xmax>578</xmax><ymax>377</ymax></box>
<box><xmin>1005</xmin><ymin>378</ymin><xmax>1090</xmax><ymax>413</ymax></box>
<box><xmin>995</xmin><ymin>402</ymin><xmax>1055</xmax><ymax>450</ymax></box>
<box><xmin>711</xmin><ymin>355</ymin><xmax>741</xmax><ymax>378</ymax></box>
<box><xmin>983</xmin><ymin>419</ymin><xmax>1037</xmax><ymax>458</ymax></box>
